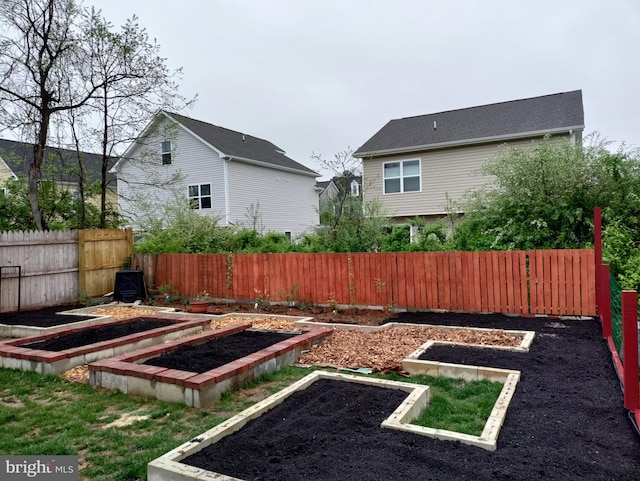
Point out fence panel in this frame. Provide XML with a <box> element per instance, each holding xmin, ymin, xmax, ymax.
<box><xmin>137</xmin><ymin>249</ymin><xmax>596</xmax><ymax>316</ymax></box>
<box><xmin>527</xmin><ymin>249</ymin><xmax>596</xmax><ymax>316</ymax></box>
<box><xmin>0</xmin><ymin>231</ymin><xmax>78</xmax><ymax>312</ymax></box>
<box><xmin>0</xmin><ymin>229</ymin><xmax>132</xmax><ymax>312</ymax></box>
<box><xmin>78</xmin><ymin>228</ymin><xmax>133</xmax><ymax>297</ymax></box>
<box><xmin>0</xmin><ymin>230</ymin><xmax>78</xmax><ymax>311</ymax></box>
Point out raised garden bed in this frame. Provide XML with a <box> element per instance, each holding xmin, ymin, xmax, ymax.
<box><xmin>148</xmin><ymin>314</ymin><xmax>640</xmax><ymax>481</ymax></box>
<box><xmin>0</xmin><ymin>303</ymin><xmax>176</xmax><ymax>338</ymax></box>
<box><xmin>0</xmin><ymin>305</ymin><xmax>106</xmax><ymax>338</ymax></box>
<box><xmin>22</xmin><ymin>318</ymin><xmax>173</xmax><ymax>351</ymax></box>
<box><xmin>89</xmin><ymin>323</ymin><xmax>332</xmax><ymax>407</ymax></box>
<box><xmin>141</xmin><ymin>330</ymin><xmax>298</xmax><ymax>372</ymax></box>
<box><xmin>0</xmin><ymin>314</ymin><xmax>210</xmax><ymax>374</ymax></box>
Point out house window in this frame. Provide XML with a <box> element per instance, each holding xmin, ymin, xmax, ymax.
<box><xmin>383</xmin><ymin>159</ymin><xmax>420</xmax><ymax>193</ymax></box>
<box><xmin>161</xmin><ymin>140</ymin><xmax>172</xmax><ymax>165</ymax></box>
<box><xmin>350</xmin><ymin>179</ymin><xmax>360</xmax><ymax>196</ymax></box>
<box><xmin>284</xmin><ymin>231</ymin><xmax>291</xmax><ymax>241</ymax></box>
<box><xmin>188</xmin><ymin>183</ymin><xmax>212</xmax><ymax>209</ymax></box>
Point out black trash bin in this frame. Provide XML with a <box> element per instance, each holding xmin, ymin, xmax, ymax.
<box><xmin>113</xmin><ymin>269</ymin><xmax>147</xmax><ymax>303</ymax></box>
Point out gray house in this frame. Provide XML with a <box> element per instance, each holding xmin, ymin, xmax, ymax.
<box><xmin>112</xmin><ymin>111</ymin><xmax>320</xmax><ymax>237</ymax></box>
<box><xmin>354</xmin><ymin>90</ymin><xmax>585</xmax><ymax>223</ymax></box>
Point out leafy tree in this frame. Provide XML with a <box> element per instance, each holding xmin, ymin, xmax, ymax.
<box><xmin>452</xmin><ymin>135</ymin><xmax>639</xmax><ymax>251</ymax></box>
<box><xmin>403</xmin><ymin>217</ymin><xmax>450</xmax><ymax>252</ymax></box>
<box><xmin>134</xmin><ymin>198</ymin><xmax>232</xmax><ymax>253</ymax></box>
<box><xmin>301</xmin><ymin>196</ymin><xmax>390</xmax><ymax>252</ymax></box>
<box><xmin>451</xmin><ymin>134</ymin><xmax>640</xmax><ymax>292</ymax></box>
<box><xmin>0</xmin><ymin>173</ymin><xmax>118</xmax><ymax>231</ymax></box>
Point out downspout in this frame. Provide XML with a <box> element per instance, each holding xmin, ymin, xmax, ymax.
<box><xmin>223</xmin><ymin>156</ymin><xmax>231</xmax><ymax>225</ymax></box>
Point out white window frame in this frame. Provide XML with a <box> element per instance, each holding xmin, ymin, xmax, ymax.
<box><xmin>350</xmin><ymin>179</ymin><xmax>360</xmax><ymax>196</ymax></box>
<box><xmin>161</xmin><ymin>140</ymin><xmax>172</xmax><ymax>165</ymax></box>
<box><xmin>382</xmin><ymin>158</ymin><xmax>421</xmax><ymax>194</ymax></box>
<box><xmin>188</xmin><ymin>183</ymin><xmax>212</xmax><ymax>209</ymax></box>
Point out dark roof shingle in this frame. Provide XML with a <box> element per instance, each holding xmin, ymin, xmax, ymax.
<box><xmin>354</xmin><ymin>90</ymin><xmax>584</xmax><ymax>157</ymax></box>
<box><xmin>166</xmin><ymin>112</ymin><xmax>318</xmax><ymax>176</ymax></box>
<box><xmin>0</xmin><ymin>138</ymin><xmax>116</xmax><ymax>186</ymax></box>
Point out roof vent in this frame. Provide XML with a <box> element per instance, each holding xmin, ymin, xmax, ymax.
<box><xmin>242</xmin><ymin>134</ymin><xmax>245</xmax><ymax>142</ymax></box>
<box><xmin>433</xmin><ymin>120</ymin><xmax>437</xmax><ymax>130</ymax></box>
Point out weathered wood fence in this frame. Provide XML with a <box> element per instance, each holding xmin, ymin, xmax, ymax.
<box><xmin>0</xmin><ymin>229</ymin><xmax>133</xmax><ymax>312</ymax></box>
<box><xmin>132</xmin><ymin>249</ymin><xmax>596</xmax><ymax>316</ymax></box>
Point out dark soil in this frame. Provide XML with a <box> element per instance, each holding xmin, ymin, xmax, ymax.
<box><xmin>21</xmin><ymin>318</ymin><xmax>172</xmax><ymax>351</ymax></box>
<box><xmin>158</xmin><ymin>300</ymin><xmax>394</xmax><ymax>326</ymax></box>
<box><xmin>0</xmin><ymin>305</ymin><xmax>94</xmax><ymax>327</ymax></box>
<box><xmin>182</xmin><ymin>313</ymin><xmax>640</xmax><ymax>481</ymax></box>
<box><xmin>142</xmin><ymin>330</ymin><xmax>296</xmax><ymax>373</ymax></box>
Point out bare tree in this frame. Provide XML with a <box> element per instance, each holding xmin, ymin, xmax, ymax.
<box><xmin>82</xmin><ymin>10</ymin><xmax>194</xmax><ymax>227</ymax></box>
<box><xmin>244</xmin><ymin>200</ymin><xmax>264</xmax><ymax>233</ymax></box>
<box><xmin>312</xmin><ymin>148</ymin><xmax>362</xmax><ymax>239</ymax></box>
<box><xmin>0</xmin><ymin>0</ymin><xmax>85</xmax><ymax>229</ymax></box>
<box><xmin>0</xmin><ymin>0</ymin><xmax>185</xmax><ymax>230</ymax></box>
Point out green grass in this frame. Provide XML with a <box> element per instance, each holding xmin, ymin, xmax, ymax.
<box><xmin>0</xmin><ymin>367</ymin><xmax>503</xmax><ymax>480</ymax></box>
<box><xmin>377</xmin><ymin>372</ymin><xmax>504</xmax><ymax>435</ymax></box>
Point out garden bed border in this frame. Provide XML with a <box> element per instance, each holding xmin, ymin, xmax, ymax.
<box><xmin>89</xmin><ymin>323</ymin><xmax>332</xmax><ymax>407</ymax></box>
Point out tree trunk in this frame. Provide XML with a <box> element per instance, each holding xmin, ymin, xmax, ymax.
<box><xmin>29</xmin><ymin>116</ymin><xmax>51</xmax><ymax>231</ymax></box>
<box><xmin>100</xmin><ymin>92</ymin><xmax>109</xmax><ymax>228</ymax></box>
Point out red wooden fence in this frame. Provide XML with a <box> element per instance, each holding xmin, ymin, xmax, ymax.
<box><xmin>132</xmin><ymin>249</ymin><xmax>596</xmax><ymax>316</ymax></box>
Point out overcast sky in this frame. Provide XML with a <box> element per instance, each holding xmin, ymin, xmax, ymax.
<box><xmin>90</xmin><ymin>0</ymin><xmax>640</xmax><ymax>179</ymax></box>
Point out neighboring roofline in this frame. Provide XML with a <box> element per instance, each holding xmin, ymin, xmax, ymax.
<box><xmin>354</xmin><ymin>125</ymin><xmax>584</xmax><ymax>158</ymax></box>
<box><xmin>110</xmin><ymin>109</ymin><xmax>163</xmax><ymax>172</ymax></box>
<box><xmin>111</xmin><ymin>111</ymin><xmax>319</xmax><ymax>178</ymax></box>
<box><xmin>111</xmin><ymin>110</ymin><xmax>226</xmax><ymax>172</ymax></box>
<box><xmin>0</xmin><ymin>154</ymin><xmax>19</xmax><ymax>180</ymax></box>
<box><xmin>222</xmin><ymin>154</ymin><xmax>319</xmax><ymax>178</ymax></box>
<box><xmin>162</xmin><ymin>111</ymin><xmax>227</xmax><ymax>158</ymax></box>
<box><xmin>317</xmin><ymin>179</ymin><xmax>337</xmax><ymax>195</ymax></box>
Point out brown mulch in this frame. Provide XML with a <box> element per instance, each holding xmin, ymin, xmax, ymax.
<box><xmin>60</xmin><ymin>323</ymin><xmax>522</xmax><ymax>382</ymax></box>
<box><xmin>297</xmin><ymin>326</ymin><xmax>523</xmax><ymax>371</ymax></box>
<box><xmin>209</xmin><ymin>317</ymin><xmax>297</xmax><ymax>331</ymax></box>
<box><xmin>61</xmin><ymin>365</ymin><xmax>89</xmax><ymax>383</ymax></box>
<box><xmin>90</xmin><ymin>306</ymin><xmax>158</xmax><ymax>318</ymax></box>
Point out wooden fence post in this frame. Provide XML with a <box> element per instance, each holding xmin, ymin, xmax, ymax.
<box><xmin>594</xmin><ymin>207</ymin><xmax>602</xmax><ymax>317</ymax></box>
<box><xmin>622</xmin><ymin>290</ymin><xmax>639</xmax><ymax>411</ymax></box>
<box><xmin>598</xmin><ymin>265</ymin><xmax>612</xmax><ymax>339</ymax></box>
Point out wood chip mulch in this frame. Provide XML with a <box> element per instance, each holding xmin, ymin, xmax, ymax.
<box><xmin>209</xmin><ymin>317</ymin><xmax>297</xmax><ymax>331</ymax></box>
<box><xmin>297</xmin><ymin>326</ymin><xmax>523</xmax><ymax>372</ymax></box>
<box><xmin>90</xmin><ymin>306</ymin><xmax>158</xmax><ymax>318</ymax></box>
<box><xmin>61</xmin><ymin>365</ymin><xmax>89</xmax><ymax>383</ymax></box>
<box><xmin>58</xmin><ymin>313</ymin><xmax>523</xmax><ymax>383</ymax></box>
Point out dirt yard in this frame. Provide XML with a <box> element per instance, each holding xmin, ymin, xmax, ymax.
<box><xmin>2</xmin><ymin>304</ymin><xmax>639</xmax><ymax>480</ymax></box>
<box><xmin>182</xmin><ymin>313</ymin><xmax>640</xmax><ymax>481</ymax></box>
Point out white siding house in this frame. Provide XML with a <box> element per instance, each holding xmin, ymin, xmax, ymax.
<box><xmin>112</xmin><ymin>111</ymin><xmax>319</xmax><ymax>238</ymax></box>
<box><xmin>354</xmin><ymin>90</ymin><xmax>585</xmax><ymax>223</ymax></box>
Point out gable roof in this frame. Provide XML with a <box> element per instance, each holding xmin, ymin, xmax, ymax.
<box><xmin>0</xmin><ymin>138</ymin><xmax>117</xmax><ymax>186</ymax></box>
<box><xmin>164</xmin><ymin>112</ymin><xmax>318</xmax><ymax>177</ymax></box>
<box><xmin>316</xmin><ymin>180</ymin><xmax>332</xmax><ymax>191</ymax></box>
<box><xmin>354</xmin><ymin>90</ymin><xmax>584</xmax><ymax>157</ymax></box>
